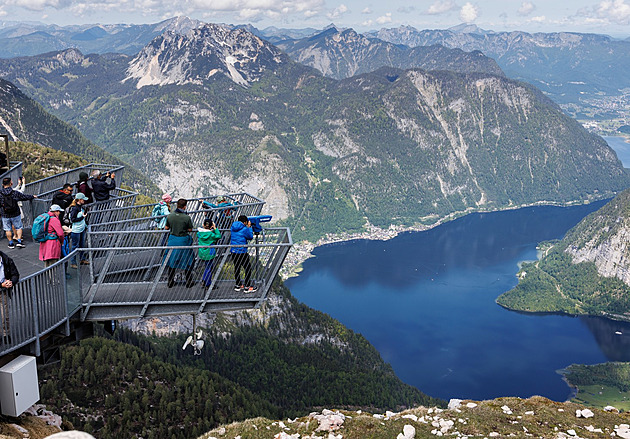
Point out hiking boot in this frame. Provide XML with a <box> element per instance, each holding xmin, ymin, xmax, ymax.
<box><xmin>80</xmin><ymin>260</ymin><xmax>90</xmax><ymax>265</ymax></box>
<box><xmin>7</xmin><ymin>241</ymin><xmax>14</xmax><ymax>249</ymax></box>
<box><xmin>70</xmin><ymin>264</ymin><xmax>78</xmax><ymax>269</ymax></box>
<box><xmin>15</xmin><ymin>240</ymin><xmax>24</xmax><ymax>248</ymax></box>
<box><xmin>244</xmin><ymin>286</ymin><xmax>258</xmax><ymax>293</ymax></box>
<box><xmin>234</xmin><ymin>285</ymin><xmax>243</xmax><ymax>292</ymax></box>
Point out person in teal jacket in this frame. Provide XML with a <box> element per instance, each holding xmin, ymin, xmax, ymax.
<box><xmin>197</xmin><ymin>218</ymin><xmax>221</xmax><ymax>288</ymax></box>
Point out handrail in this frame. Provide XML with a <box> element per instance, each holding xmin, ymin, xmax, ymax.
<box><xmin>0</xmin><ymin>251</ymin><xmax>81</xmax><ymax>357</ymax></box>
<box><xmin>23</xmin><ymin>163</ymin><xmax>125</xmax><ymax>197</ymax></box>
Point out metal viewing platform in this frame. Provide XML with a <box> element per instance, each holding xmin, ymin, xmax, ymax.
<box><xmin>0</xmin><ymin>164</ymin><xmax>292</xmax><ymax>359</ymax></box>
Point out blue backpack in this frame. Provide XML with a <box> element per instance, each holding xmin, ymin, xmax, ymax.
<box><xmin>32</xmin><ymin>213</ymin><xmax>57</xmax><ymax>242</ymax></box>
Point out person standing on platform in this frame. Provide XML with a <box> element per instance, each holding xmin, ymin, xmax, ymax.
<box><xmin>0</xmin><ymin>177</ymin><xmax>36</xmax><ymax>249</ymax></box>
<box><xmin>230</xmin><ymin>215</ymin><xmax>257</xmax><ymax>293</ymax></box>
<box><xmin>38</xmin><ymin>204</ymin><xmax>65</xmax><ymax>268</ymax></box>
<box><xmin>68</xmin><ymin>193</ymin><xmax>89</xmax><ymax>269</ymax></box>
<box><xmin>52</xmin><ymin>183</ymin><xmax>74</xmax><ymax>227</ymax></box>
<box><xmin>197</xmin><ymin>219</ymin><xmax>221</xmax><ymax>288</ymax></box>
<box><xmin>77</xmin><ymin>172</ymin><xmax>93</xmax><ymax>204</ymax></box>
<box><xmin>164</xmin><ymin>198</ymin><xmax>194</xmax><ymax>288</ymax></box>
<box><xmin>0</xmin><ymin>250</ymin><xmax>19</xmax><ymax>343</ymax></box>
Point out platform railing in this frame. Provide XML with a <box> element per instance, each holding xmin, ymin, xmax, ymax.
<box><xmin>0</xmin><ymin>251</ymin><xmax>81</xmax><ymax>357</ymax></box>
<box><xmin>88</xmin><ymin>193</ymin><xmax>265</xmax><ymax>233</ymax></box>
<box><xmin>21</xmin><ymin>188</ymin><xmax>138</xmax><ymax>229</ymax></box>
<box><xmin>81</xmin><ymin>227</ymin><xmax>292</xmax><ymax>320</ymax></box>
<box><xmin>23</xmin><ymin>164</ymin><xmax>125</xmax><ymax>197</ymax></box>
<box><xmin>0</xmin><ymin>161</ymin><xmax>23</xmax><ymax>185</ymax></box>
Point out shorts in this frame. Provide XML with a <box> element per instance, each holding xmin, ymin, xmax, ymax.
<box><xmin>2</xmin><ymin>215</ymin><xmax>22</xmax><ymax>232</ymax></box>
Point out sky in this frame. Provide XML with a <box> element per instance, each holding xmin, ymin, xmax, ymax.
<box><xmin>2</xmin><ymin>0</ymin><xmax>630</xmax><ymax>37</ymax></box>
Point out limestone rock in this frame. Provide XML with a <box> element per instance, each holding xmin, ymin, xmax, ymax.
<box><xmin>397</xmin><ymin>424</ymin><xmax>416</xmax><ymax>439</ymax></box>
<box><xmin>312</xmin><ymin>410</ymin><xmax>345</xmax><ymax>432</ymax></box>
<box><xmin>448</xmin><ymin>399</ymin><xmax>462</xmax><ymax>410</ymax></box>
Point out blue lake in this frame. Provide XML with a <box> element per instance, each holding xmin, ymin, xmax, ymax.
<box><xmin>286</xmin><ymin>202</ymin><xmax>630</xmax><ymax>401</ymax></box>
<box><xmin>286</xmin><ymin>137</ymin><xmax>630</xmax><ymax>402</ymax></box>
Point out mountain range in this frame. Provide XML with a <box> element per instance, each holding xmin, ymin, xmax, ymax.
<box><xmin>0</xmin><ymin>23</ymin><xmax>626</xmax><ymax>241</ymax></box>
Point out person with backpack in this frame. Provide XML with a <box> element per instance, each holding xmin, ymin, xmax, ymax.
<box><xmin>38</xmin><ymin>204</ymin><xmax>65</xmax><ymax>267</ymax></box>
<box><xmin>68</xmin><ymin>193</ymin><xmax>89</xmax><ymax>269</ymax></box>
<box><xmin>152</xmin><ymin>194</ymin><xmax>172</xmax><ymax>229</ymax></box>
<box><xmin>0</xmin><ymin>177</ymin><xmax>36</xmax><ymax>249</ymax></box>
<box><xmin>202</xmin><ymin>195</ymin><xmax>236</xmax><ymax>229</ymax></box>
<box><xmin>197</xmin><ymin>218</ymin><xmax>221</xmax><ymax>288</ymax></box>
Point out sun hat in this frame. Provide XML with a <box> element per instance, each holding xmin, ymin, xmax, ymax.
<box><xmin>75</xmin><ymin>193</ymin><xmax>88</xmax><ymax>201</ymax></box>
<box><xmin>162</xmin><ymin>194</ymin><xmax>172</xmax><ymax>202</ymax></box>
<box><xmin>49</xmin><ymin>204</ymin><xmax>63</xmax><ymax>212</ymax></box>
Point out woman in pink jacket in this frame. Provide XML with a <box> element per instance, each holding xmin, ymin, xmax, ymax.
<box><xmin>39</xmin><ymin>204</ymin><xmax>66</xmax><ymax>267</ymax></box>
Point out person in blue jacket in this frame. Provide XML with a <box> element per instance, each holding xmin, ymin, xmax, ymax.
<box><xmin>230</xmin><ymin>215</ymin><xmax>257</xmax><ymax>293</ymax></box>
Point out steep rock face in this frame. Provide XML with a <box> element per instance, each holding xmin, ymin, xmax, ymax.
<box><xmin>277</xmin><ymin>27</ymin><xmax>504</xmax><ymax>80</ymax></box>
<box><xmin>125</xmin><ymin>23</ymin><xmax>287</xmax><ymax>88</ymax></box>
<box><xmin>565</xmin><ymin>190</ymin><xmax>630</xmax><ymax>286</ymax></box>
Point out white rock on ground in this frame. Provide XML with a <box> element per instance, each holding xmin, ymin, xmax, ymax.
<box><xmin>448</xmin><ymin>399</ymin><xmax>462</xmax><ymax>410</ymax></box>
<box><xmin>616</xmin><ymin>424</ymin><xmax>630</xmax><ymax>439</ymax></box>
<box><xmin>312</xmin><ymin>410</ymin><xmax>345</xmax><ymax>432</ymax></box>
<box><xmin>576</xmin><ymin>408</ymin><xmax>594</xmax><ymax>418</ymax></box>
<box><xmin>604</xmin><ymin>405</ymin><xmax>619</xmax><ymax>413</ymax></box>
<box><xmin>465</xmin><ymin>403</ymin><xmax>477</xmax><ymax>408</ymax></box>
<box><xmin>396</xmin><ymin>424</ymin><xmax>416</xmax><ymax>439</ymax></box>
<box><xmin>273</xmin><ymin>433</ymin><xmax>299</xmax><ymax>439</ymax></box>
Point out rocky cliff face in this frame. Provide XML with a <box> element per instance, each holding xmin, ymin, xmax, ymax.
<box><xmin>125</xmin><ymin>23</ymin><xmax>287</xmax><ymax>88</ymax></box>
<box><xmin>565</xmin><ymin>189</ymin><xmax>630</xmax><ymax>286</ymax></box>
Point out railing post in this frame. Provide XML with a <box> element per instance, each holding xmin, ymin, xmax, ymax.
<box><xmin>139</xmin><ymin>248</ymin><xmax>172</xmax><ymax>318</ymax></box>
<box><xmin>29</xmin><ymin>277</ymin><xmax>41</xmax><ymax>357</ymax></box>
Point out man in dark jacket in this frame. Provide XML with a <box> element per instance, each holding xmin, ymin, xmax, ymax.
<box><xmin>92</xmin><ymin>171</ymin><xmax>116</xmax><ymax>202</ymax></box>
<box><xmin>230</xmin><ymin>215</ymin><xmax>256</xmax><ymax>293</ymax></box>
<box><xmin>0</xmin><ymin>177</ymin><xmax>37</xmax><ymax>249</ymax></box>
<box><xmin>0</xmin><ymin>250</ymin><xmax>19</xmax><ymax>341</ymax></box>
<box><xmin>51</xmin><ymin>183</ymin><xmax>74</xmax><ymax>226</ymax></box>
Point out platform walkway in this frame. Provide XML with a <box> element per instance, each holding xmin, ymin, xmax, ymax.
<box><xmin>0</xmin><ymin>164</ymin><xmax>292</xmax><ymax>359</ymax></box>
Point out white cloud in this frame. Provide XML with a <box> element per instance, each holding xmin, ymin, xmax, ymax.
<box><xmin>459</xmin><ymin>2</ymin><xmax>478</xmax><ymax>22</ymax></box>
<box><xmin>376</xmin><ymin>12</ymin><xmax>392</xmax><ymax>24</ymax></box>
<box><xmin>362</xmin><ymin>19</ymin><xmax>373</xmax><ymax>26</ymax></box>
<box><xmin>591</xmin><ymin>0</ymin><xmax>630</xmax><ymax>25</ymax></box>
<box><xmin>426</xmin><ymin>0</ymin><xmax>456</xmax><ymax>15</ymax></box>
<box><xmin>361</xmin><ymin>6</ymin><xmax>371</xmax><ymax>14</ymax></box>
<box><xmin>327</xmin><ymin>3</ymin><xmax>348</xmax><ymax>20</ymax></box>
<box><xmin>518</xmin><ymin>1</ymin><xmax>535</xmax><ymax>16</ymax></box>
<box><xmin>529</xmin><ymin>15</ymin><xmax>545</xmax><ymax>22</ymax></box>
<box><xmin>6</xmin><ymin>0</ymin><xmax>67</xmax><ymax>11</ymax></box>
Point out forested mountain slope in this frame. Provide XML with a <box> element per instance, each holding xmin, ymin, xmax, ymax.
<box><xmin>0</xmin><ymin>77</ymin><xmax>158</xmax><ymax>193</ymax></box>
<box><xmin>498</xmin><ymin>189</ymin><xmax>630</xmax><ymax>320</ymax></box>
<box><xmin>39</xmin><ymin>282</ymin><xmax>442</xmax><ymax>438</ymax></box>
<box><xmin>0</xmin><ymin>24</ymin><xmax>626</xmax><ymax>241</ymax></box>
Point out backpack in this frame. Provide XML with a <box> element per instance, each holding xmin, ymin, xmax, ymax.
<box><xmin>2</xmin><ymin>192</ymin><xmax>18</xmax><ymax>216</ymax></box>
<box><xmin>32</xmin><ymin>213</ymin><xmax>57</xmax><ymax>243</ymax></box>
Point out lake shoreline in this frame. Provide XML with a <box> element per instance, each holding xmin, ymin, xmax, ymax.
<box><xmin>281</xmin><ymin>195</ymin><xmax>614</xmax><ymax>280</ymax></box>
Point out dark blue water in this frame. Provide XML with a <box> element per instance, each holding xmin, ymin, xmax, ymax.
<box><xmin>286</xmin><ymin>201</ymin><xmax>630</xmax><ymax>401</ymax></box>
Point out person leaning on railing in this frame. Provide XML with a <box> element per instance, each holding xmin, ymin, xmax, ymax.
<box><xmin>0</xmin><ymin>250</ymin><xmax>18</xmax><ymax>343</ymax></box>
<box><xmin>230</xmin><ymin>215</ymin><xmax>257</xmax><ymax>293</ymax></box>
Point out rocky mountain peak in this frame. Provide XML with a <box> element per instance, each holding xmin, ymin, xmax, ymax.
<box><xmin>124</xmin><ymin>23</ymin><xmax>286</xmax><ymax>88</ymax></box>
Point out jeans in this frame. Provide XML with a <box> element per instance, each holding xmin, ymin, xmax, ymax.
<box><xmin>71</xmin><ymin>230</ymin><xmax>86</xmax><ymax>264</ymax></box>
<box><xmin>202</xmin><ymin>259</ymin><xmax>214</xmax><ymax>287</ymax></box>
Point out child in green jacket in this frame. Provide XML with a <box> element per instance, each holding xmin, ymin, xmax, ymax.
<box><xmin>197</xmin><ymin>219</ymin><xmax>221</xmax><ymax>287</ymax></box>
